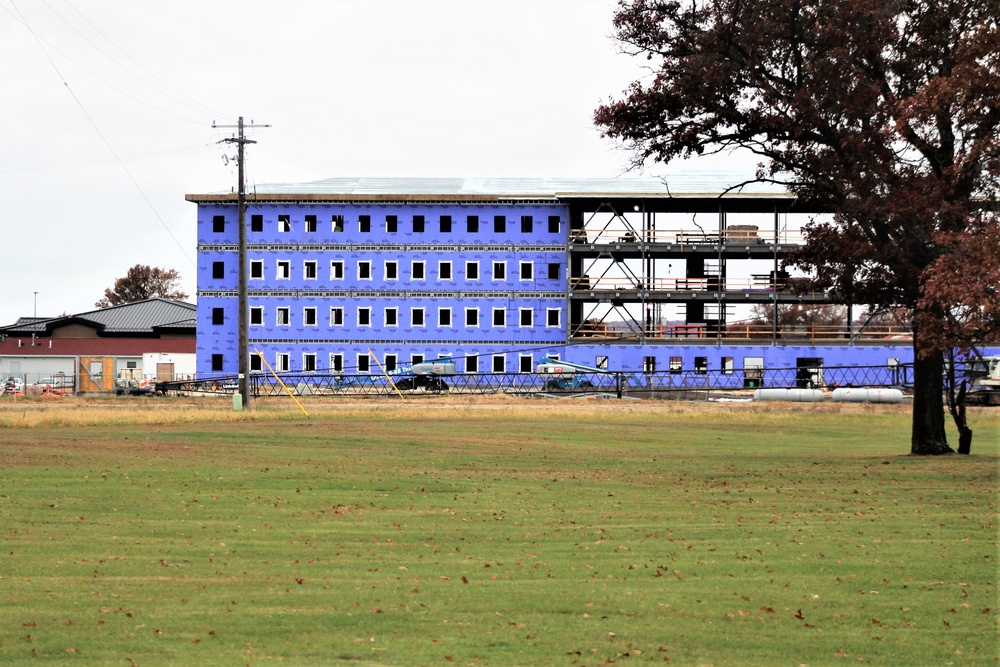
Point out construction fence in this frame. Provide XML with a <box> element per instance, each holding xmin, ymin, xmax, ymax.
<box><xmin>165</xmin><ymin>363</ymin><xmax>922</xmax><ymax>400</ymax></box>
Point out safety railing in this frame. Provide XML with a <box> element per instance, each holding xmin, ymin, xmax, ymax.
<box><xmin>570</xmin><ymin>227</ymin><xmax>806</xmax><ymax>246</ymax></box>
<box><xmin>569</xmin><ymin>275</ymin><xmax>816</xmax><ymax>293</ymax></box>
<box><xmin>566</xmin><ymin>322</ymin><xmax>913</xmax><ymax>342</ymax></box>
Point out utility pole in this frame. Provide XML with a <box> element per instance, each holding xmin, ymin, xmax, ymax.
<box><xmin>213</xmin><ymin>117</ymin><xmax>270</xmax><ymax>408</ymax></box>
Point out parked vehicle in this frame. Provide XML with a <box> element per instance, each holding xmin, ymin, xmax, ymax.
<box><xmin>34</xmin><ymin>375</ymin><xmax>73</xmax><ymax>390</ymax></box>
<box><xmin>3</xmin><ymin>376</ymin><xmax>25</xmax><ymax>394</ymax></box>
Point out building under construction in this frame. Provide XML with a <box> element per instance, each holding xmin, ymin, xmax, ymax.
<box><xmin>187</xmin><ymin>176</ymin><xmax>951</xmax><ymax>387</ymax></box>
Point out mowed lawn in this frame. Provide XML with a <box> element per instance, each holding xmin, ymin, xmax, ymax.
<box><xmin>0</xmin><ymin>399</ymin><xmax>996</xmax><ymax>666</ymax></box>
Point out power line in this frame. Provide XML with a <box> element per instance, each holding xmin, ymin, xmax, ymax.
<box><xmin>57</xmin><ymin>0</ymin><xmax>232</xmax><ymax>120</ymax></box>
<box><xmin>0</xmin><ymin>144</ymin><xmax>218</xmax><ymax>175</ymax></box>
<box><xmin>11</xmin><ymin>0</ymin><xmax>196</xmax><ymax>270</ymax></box>
<box><xmin>2</xmin><ymin>2</ymin><xmax>216</xmax><ymax>125</ymax></box>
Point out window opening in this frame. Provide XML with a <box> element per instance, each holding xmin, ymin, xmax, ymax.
<box><xmin>743</xmin><ymin>357</ymin><xmax>764</xmax><ymax>388</ymax></box>
<box><xmin>275</xmin><ymin>353</ymin><xmax>290</xmax><ymax>372</ymax></box>
<box><xmin>795</xmin><ymin>357</ymin><xmax>824</xmax><ymax>388</ymax></box>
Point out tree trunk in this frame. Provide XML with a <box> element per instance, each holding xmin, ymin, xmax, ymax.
<box><xmin>945</xmin><ymin>354</ymin><xmax>973</xmax><ymax>455</ymax></box>
<box><xmin>910</xmin><ymin>342</ymin><xmax>952</xmax><ymax>455</ymax></box>
<box><xmin>956</xmin><ymin>426</ymin><xmax>973</xmax><ymax>455</ymax></box>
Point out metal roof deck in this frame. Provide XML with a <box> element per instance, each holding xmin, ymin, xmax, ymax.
<box><xmin>1</xmin><ymin>299</ymin><xmax>196</xmax><ymax>335</ymax></box>
<box><xmin>186</xmin><ymin>174</ymin><xmax>793</xmax><ymax>203</ymax></box>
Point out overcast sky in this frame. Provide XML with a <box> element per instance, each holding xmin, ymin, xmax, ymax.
<box><xmin>1</xmin><ymin>0</ymin><xmax>752</xmax><ymax>326</ymax></box>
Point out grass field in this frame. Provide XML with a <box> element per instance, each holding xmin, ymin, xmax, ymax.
<box><xmin>0</xmin><ymin>398</ymin><xmax>996</xmax><ymax>666</ymax></box>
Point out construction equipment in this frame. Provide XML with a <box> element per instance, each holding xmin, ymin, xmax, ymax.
<box><xmin>3</xmin><ymin>376</ymin><xmax>24</xmax><ymax>395</ymax></box>
<box><xmin>966</xmin><ymin>356</ymin><xmax>1000</xmax><ymax>406</ymax></box>
<box><xmin>332</xmin><ymin>357</ymin><xmax>457</xmax><ymax>392</ymax></box>
<box><xmin>391</xmin><ymin>358</ymin><xmax>457</xmax><ymax>391</ymax></box>
<box><xmin>114</xmin><ymin>371</ymin><xmax>155</xmax><ymax>396</ymax></box>
<box><xmin>534</xmin><ymin>356</ymin><xmax>604</xmax><ymax>391</ymax></box>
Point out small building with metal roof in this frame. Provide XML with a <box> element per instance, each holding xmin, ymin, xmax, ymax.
<box><xmin>0</xmin><ymin>298</ymin><xmax>196</xmax><ymax>394</ymax></box>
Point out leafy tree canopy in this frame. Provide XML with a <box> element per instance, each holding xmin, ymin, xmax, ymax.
<box><xmin>595</xmin><ymin>0</ymin><xmax>1000</xmax><ymax>454</ymax></box>
<box><xmin>96</xmin><ymin>265</ymin><xmax>188</xmax><ymax>309</ymax></box>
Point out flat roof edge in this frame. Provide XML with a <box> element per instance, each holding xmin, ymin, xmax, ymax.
<box><xmin>185</xmin><ymin>192</ymin><xmax>796</xmax><ymax>203</ymax></box>
<box><xmin>185</xmin><ymin>194</ymin><xmax>562</xmax><ymax>203</ymax></box>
